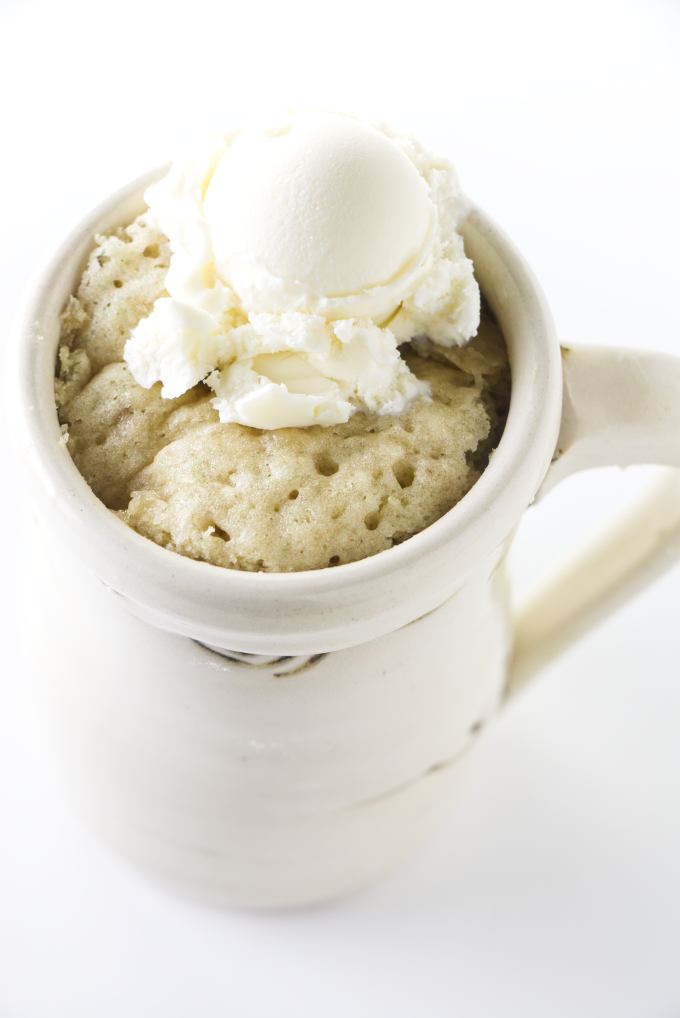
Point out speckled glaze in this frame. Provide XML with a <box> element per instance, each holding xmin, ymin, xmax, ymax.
<box><xmin>14</xmin><ymin>171</ymin><xmax>680</xmax><ymax>907</ymax></box>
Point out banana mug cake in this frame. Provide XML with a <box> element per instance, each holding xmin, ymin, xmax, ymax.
<box><xmin>55</xmin><ymin>112</ymin><xmax>510</xmax><ymax>570</ymax></box>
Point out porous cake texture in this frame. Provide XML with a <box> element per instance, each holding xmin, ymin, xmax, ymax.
<box><xmin>55</xmin><ymin>216</ymin><xmax>510</xmax><ymax>572</ymax></box>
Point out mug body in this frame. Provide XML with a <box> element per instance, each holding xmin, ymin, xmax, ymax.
<box><xmin>14</xmin><ymin>171</ymin><xmax>562</xmax><ymax>906</ymax></box>
<box><xmin>25</xmin><ymin>528</ymin><xmax>511</xmax><ymax>907</ymax></box>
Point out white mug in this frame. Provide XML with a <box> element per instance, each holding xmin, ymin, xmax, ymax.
<box><xmin>13</xmin><ymin>170</ymin><xmax>680</xmax><ymax>908</ymax></box>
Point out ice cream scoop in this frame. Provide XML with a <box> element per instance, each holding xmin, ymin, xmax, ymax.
<box><xmin>124</xmin><ymin>111</ymin><xmax>480</xmax><ymax>429</ymax></box>
<box><xmin>204</xmin><ymin>113</ymin><xmax>433</xmax><ymax>310</ymax></box>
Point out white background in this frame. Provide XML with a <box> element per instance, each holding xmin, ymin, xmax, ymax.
<box><xmin>1</xmin><ymin>0</ymin><xmax>679</xmax><ymax>1015</ymax></box>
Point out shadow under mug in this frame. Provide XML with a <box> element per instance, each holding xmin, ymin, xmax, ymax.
<box><xmin>13</xmin><ymin>170</ymin><xmax>680</xmax><ymax>907</ymax></box>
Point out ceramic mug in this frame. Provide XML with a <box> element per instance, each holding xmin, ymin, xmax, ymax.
<box><xmin>13</xmin><ymin>170</ymin><xmax>680</xmax><ymax>908</ymax></box>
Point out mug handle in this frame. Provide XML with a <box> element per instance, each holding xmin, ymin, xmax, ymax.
<box><xmin>508</xmin><ymin>344</ymin><xmax>680</xmax><ymax>696</ymax></box>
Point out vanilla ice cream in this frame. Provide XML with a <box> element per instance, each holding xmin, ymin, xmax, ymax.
<box><xmin>124</xmin><ymin>112</ymin><xmax>480</xmax><ymax>429</ymax></box>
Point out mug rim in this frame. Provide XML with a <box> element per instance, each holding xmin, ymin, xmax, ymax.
<box><xmin>14</xmin><ymin>168</ymin><xmax>563</xmax><ymax>652</ymax></box>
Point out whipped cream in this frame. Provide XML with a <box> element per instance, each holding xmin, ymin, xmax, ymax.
<box><xmin>124</xmin><ymin>112</ymin><xmax>480</xmax><ymax>429</ymax></box>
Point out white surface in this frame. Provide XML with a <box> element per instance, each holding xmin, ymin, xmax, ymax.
<box><xmin>1</xmin><ymin>0</ymin><xmax>679</xmax><ymax>1015</ymax></box>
